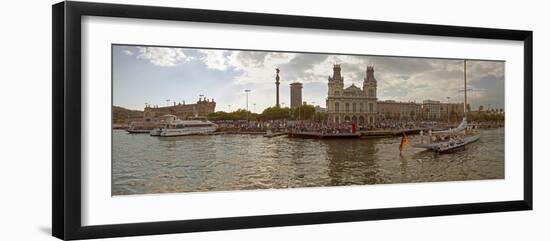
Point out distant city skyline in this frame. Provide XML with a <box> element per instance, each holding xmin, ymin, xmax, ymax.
<box><xmin>113</xmin><ymin>45</ymin><xmax>505</xmax><ymax>112</ymax></box>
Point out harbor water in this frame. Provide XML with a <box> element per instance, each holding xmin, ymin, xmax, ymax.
<box><xmin>112</xmin><ymin>128</ymin><xmax>504</xmax><ymax>195</ymax></box>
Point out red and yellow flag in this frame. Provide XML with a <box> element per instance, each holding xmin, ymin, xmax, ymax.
<box><xmin>399</xmin><ymin>134</ymin><xmax>409</xmax><ymax>154</ymax></box>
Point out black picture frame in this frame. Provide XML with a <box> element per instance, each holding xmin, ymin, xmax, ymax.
<box><xmin>52</xmin><ymin>1</ymin><xmax>533</xmax><ymax>240</ymax></box>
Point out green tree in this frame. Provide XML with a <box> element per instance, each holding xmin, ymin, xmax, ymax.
<box><xmin>112</xmin><ymin>106</ymin><xmax>143</xmax><ymax>124</ymax></box>
<box><xmin>314</xmin><ymin>111</ymin><xmax>327</xmax><ymax>122</ymax></box>
<box><xmin>232</xmin><ymin>108</ymin><xmax>255</xmax><ymax>120</ymax></box>
<box><xmin>207</xmin><ymin>109</ymin><xmax>257</xmax><ymax>121</ymax></box>
<box><xmin>291</xmin><ymin>105</ymin><xmax>316</xmax><ymax>120</ymax></box>
<box><xmin>207</xmin><ymin>111</ymin><xmax>230</xmax><ymax>121</ymax></box>
<box><xmin>260</xmin><ymin>107</ymin><xmax>291</xmax><ymax>120</ymax></box>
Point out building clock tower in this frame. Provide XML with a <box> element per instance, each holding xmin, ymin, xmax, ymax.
<box><xmin>363</xmin><ymin>66</ymin><xmax>378</xmax><ymax>123</ymax></box>
<box><xmin>327</xmin><ymin>64</ymin><xmax>344</xmax><ymax>97</ymax></box>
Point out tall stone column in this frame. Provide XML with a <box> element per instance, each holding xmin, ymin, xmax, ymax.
<box><xmin>275</xmin><ymin>68</ymin><xmax>280</xmax><ymax>107</ymax></box>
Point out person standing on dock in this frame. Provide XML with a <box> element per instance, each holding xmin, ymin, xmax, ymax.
<box><xmin>399</xmin><ymin>133</ymin><xmax>409</xmax><ymax>155</ymax></box>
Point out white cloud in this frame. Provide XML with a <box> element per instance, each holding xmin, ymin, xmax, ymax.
<box><xmin>190</xmin><ymin>48</ymin><xmax>503</xmax><ymax>110</ymax></box>
<box><xmin>229</xmin><ymin>52</ymin><xmax>297</xmax><ymax>84</ymax></box>
<box><xmin>197</xmin><ymin>49</ymin><xmax>297</xmax><ymax>84</ymax></box>
<box><xmin>123</xmin><ymin>49</ymin><xmax>133</xmax><ymax>56</ymax></box>
<box><xmin>136</xmin><ymin>47</ymin><xmax>192</xmax><ymax>67</ymax></box>
<box><xmin>198</xmin><ymin>50</ymin><xmax>232</xmax><ymax>71</ymax></box>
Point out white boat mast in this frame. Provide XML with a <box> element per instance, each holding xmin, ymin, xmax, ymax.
<box><xmin>464</xmin><ymin>60</ymin><xmax>467</xmax><ymax>116</ymax></box>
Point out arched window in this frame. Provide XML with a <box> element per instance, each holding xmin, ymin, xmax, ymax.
<box><xmin>345</xmin><ymin>103</ymin><xmax>350</xmax><ymax>113</ymax></box>
<box><xmin>352</xmin><ymin>103</ymin><xmax>357</xmax><ymax>112</ymax></box>
<box><xmin>335</xmin><ymin>102</ymin><xmax>340</xmax><ymax>112</ymax></box>
<box><xmin>369</xmin><ymin>88</ymin><xmax>375</xmax><ymax>97</ymax></box>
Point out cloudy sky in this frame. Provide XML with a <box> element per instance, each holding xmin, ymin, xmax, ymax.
<box><xmin>113</xmin><ymin>45</ymin><xmax>505</xmax><ymax>112</ymax></box>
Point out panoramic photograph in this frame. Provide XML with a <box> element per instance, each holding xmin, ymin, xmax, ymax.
<box><xmin>111</xmin><ymin>44</ymin><xmax>505</xmax><ymax>196</ymax></box>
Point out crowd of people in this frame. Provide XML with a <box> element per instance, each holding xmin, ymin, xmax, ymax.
<box><xmin>288</xmin><ymin>122</ymin><xmax>354</xmax><ymax>134</ymax></box>
<box><xmin>212</xmin><ymin>119</ymin><xmax>461</xmax><ymax>134</ymax></box>
<box><xmin>367</xmin><ymin>120</ymin><xmax>449</xmax><ymax>130</ymax></box>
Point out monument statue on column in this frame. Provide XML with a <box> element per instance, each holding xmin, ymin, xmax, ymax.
<box><xmin>275</xmin><ymin>68</ymin><xmax>280</xmax><ymax>107</ymax></box>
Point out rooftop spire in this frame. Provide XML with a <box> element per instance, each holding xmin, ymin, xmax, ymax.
<box><xmin>329</xmin><ymin>64</ymin><xmax>343</xmax><ymax>82</ymax></box>
<box><xmin>364</xmin><ymin>65</ymin><xmax>377</xmax><ymax>83</ymax></box>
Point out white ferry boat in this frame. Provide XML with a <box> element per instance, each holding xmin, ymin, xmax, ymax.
<box><xmin>151</xmin><ymin>115</ymin><xmax>218</xmax><ymax>137</ymax></box>
<box><xmin>150</xmin><ymin>114</ymin><xmax>177</xmax><ymax>136</ymax></box>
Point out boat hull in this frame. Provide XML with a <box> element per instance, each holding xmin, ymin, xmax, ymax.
<box><xmin>159</xmin><ymin>126</ymin><xmax>217</xmax><ymax>137</ymax></box>
<box><xmin>126</xmin><ymin>129</ymin><xmax>152</xmax><ymax>134</ymax></box>
<box><xmin>150</xmin><ymin>128</ymin><xmax>162</xmax><ymax>136</ymax></box>
<box><xmin>413</xmin><ymin>134</ymin><xmax>480</xmax><ymax>153</ymax></box>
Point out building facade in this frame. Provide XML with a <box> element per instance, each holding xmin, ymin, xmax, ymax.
<box><xmin>326</xmin><ymin>65</ymin><xmax>378</xmax><ymax>124</ymax></box>
<box><xmin>377</xmin><ymin>100</ymin><xmax>422</xmax><ymax>120</ymax></box>
<box><xmin>289</xmin><ymin>82</ymin><xmax>303</xmax><ymax>108</ymax></box>
<box><xmin>324</xmin><ymin>64</ymin><xmax>465</xmax><ymax>124</ymax></box>
<box><xmin>143</xmin><ymin>98</ymin><xmax>216</xmax><ymax>120</ymax></box>
<box><xmin>441</xmin><ymin>102</ymin><xmax>464</xmax><ymax>121</ymax></box>
<box><xmin>420</xmin><ymin>100</ymin><xmax>464</xmax><ymax>120</ymax></box>
<box><xmin>314</xmin><ymin>105</ymin><xmax>326</xmax><ymax>113</ymax></box>
<box><xmin>421</xmin><ymin>100</ymin><xmax>442</xmax><ymax>119</ymax></box>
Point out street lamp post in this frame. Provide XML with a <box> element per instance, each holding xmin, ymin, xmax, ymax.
<box><xmin>446</xmin><ymin>96</ymin><xmax>450</xmax><ymax>123</ymax></box>
<box><xmin>244</xmin><ymin>90</ymin><xmax>251</xmax><ymax>111</ymax></box>
<box><xmin>244</xmin><ymin>89</ymin><xmax>251</xmax><ymax>121</ymax></box>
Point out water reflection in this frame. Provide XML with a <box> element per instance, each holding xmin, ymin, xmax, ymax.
<box><xmin>112</xmin><ymin>128</ymin><xmax>504</xmax><ymax>195</ymax></box>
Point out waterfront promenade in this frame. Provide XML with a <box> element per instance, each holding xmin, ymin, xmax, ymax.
<box><xmin>119</xmin><ymin>119</ymin><xmax>504</xmax><ymax>139</ymax></box>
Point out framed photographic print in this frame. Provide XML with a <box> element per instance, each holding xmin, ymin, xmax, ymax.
<box><xmin>52</xmin><ymin>1</ymin><xmax>533</xmax><ymax>240</ymax></box>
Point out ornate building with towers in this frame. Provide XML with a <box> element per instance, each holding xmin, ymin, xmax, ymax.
<box><xmin>326</xmin><ymin>64</ymin><xmax>378</xmax><ymax>124</ymax></box>
<box><xmin>143</xmin><ymin>98</ymin><xmax>216</xmax><ymax>121</ymax></box>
